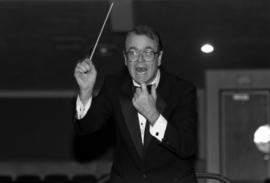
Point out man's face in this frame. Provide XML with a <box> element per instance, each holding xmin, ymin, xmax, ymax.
<box><xmin>124</xmin><ymin>33</ymin><xmax>162</xmax><ymax>84</ymax></box>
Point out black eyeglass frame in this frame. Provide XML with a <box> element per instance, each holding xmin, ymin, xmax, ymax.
<box><xmin>124</xmin><ymin>49</ymin><xmax>160</xmax><ymax>62</ymax></box>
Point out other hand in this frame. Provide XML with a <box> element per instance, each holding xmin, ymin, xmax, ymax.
<box><xmin>132</xmin><ymin>83</ymin><xmax>160</xmax><ymax>125</ymax></box>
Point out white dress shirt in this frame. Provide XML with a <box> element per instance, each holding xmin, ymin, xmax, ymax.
<box><xmin>76</xmin><ymin>70</ymin><xmax>167</xmax><ymax>144</ymax></box>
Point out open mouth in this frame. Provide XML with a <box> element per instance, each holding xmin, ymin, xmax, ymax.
<box><xmin>135</xmin><ymin>67</ymin><xmax>148</xmax><ymax>73</ymax></box>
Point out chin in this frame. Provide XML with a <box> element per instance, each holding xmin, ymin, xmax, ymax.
<box><xmin>137</xmin><ymin>73</ymin><xmax>156</xmax><ymax>83</ymax></box>
<box><xmin>131</xmin><ymin>73</ymin><xmax>146</xmax><ymax>82</ymax></box>
<box><xmin>134</xmin><ymin>79</ymin><xmax>145</xmax><ymax>84</ymax></box>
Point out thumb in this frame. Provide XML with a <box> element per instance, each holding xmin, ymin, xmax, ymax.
<box><xmin>141</xmin><ymin>83</ymin><xmax>147</xmax><ymax>93</ymax></box>
<box><xmin>151</xmin><ymin>84</ymin><xmax>157</xmax><ymax>100</ymax></box>
<box><xmin>85</xmin><ymin>57</ymin><xmax>92</xmax><ymax>64</ymax></box>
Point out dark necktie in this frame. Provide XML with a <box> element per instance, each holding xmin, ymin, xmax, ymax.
<box><xmin>133</xmin><ymin>84</ymin><xmax>152</xmax><ymax>94</ymax></box>
<box><xmin>144</xmin><ymin>119</ymin><xmax>151</xmax><ymax>147</ymax></box>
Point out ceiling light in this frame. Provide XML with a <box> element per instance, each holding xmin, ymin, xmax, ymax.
<box><xmin>201</xmin><ymin>43</ymin><xmax>214</xmax><ymax>53</ymax></box>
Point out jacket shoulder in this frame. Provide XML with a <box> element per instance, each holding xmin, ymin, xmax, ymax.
<box><xmin>161</xmin><ymin>70</ymin><xmax>196</xmax><ymax>91</ymax></box>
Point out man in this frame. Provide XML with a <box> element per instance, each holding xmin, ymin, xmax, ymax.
<box><xmin>74</xmin><ymin>25</ymin><xmax>198</xmax><ymax>183</ymax></box>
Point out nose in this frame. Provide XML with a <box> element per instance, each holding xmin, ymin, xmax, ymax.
<box><xmin>137</xmin><ymin>52</ymin><xmax>144</xmax><ymax>62</ymax></box>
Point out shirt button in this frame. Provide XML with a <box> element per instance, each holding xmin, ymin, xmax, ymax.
<box><xmin>155</xmin><ymin>132</ymin><xmax>159</xmax><ymax>136</ymax></box>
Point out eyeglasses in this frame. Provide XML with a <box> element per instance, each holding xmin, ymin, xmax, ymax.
<box><xmin>125</xmin><ymin>49</ymin><xmax>160</xmax><ymax>62</ymax></box>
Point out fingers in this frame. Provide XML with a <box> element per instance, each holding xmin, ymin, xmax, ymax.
<box><xmin>84</xmin><ymin>57</ymin><xmax>91</xmax><ymax>64</ymax></box>
<box><xmin>140</xmin><ymin>83</ymin><xmax>147</xmax><ymax>93</ymax></box>
<box><xmin>133</xmin><ymin>87</ymin><xmax>140</xmax><ymax>98</ymax></box>
<box><xmin>151</xmin><ymin>84</ymin><xmax>157</xmax><ymax>100</ymax></box>
<box><xmin>133</xmin><ymin>83</ymin><xmax>158</xmax><ymax>104</ymax></box>
<box><xmin>132</xmin><ymin>94</ymin><xmax>136</xmax><ymax>105</ymax></box>
<box><xmin>75</xmin><ymin>58</ymin><xmax>94</xmax><ymax>74</ymax></box>
<box><xmin>132</xmin><ymin>88</ymin><xmax>139</xmax><ymax>107</ymax></box>
<box><xmin>132</xmin><ymin>87</ymin><xmax>140</xmax><ymax>106</ymax></box>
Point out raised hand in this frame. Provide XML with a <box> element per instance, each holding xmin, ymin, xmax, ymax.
<box><xmin>74</xmin><ymin>58</ymin><xmax>97</xmax><ymax>104</ymax></box>
<box><xmin>132</xmin><ymin>83</ymin><xmax>160</xmax><ymax>125</ymax></box>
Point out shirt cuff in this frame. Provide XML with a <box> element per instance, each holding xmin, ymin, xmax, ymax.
<box><xmin>76</xmin><ymin>95</ymin><xmax>92</xmax><ymax>119</ymax></box>
<box><xmin>149</xmin><ymin>114</ymin><xmax>167</xmax><ymax>142</ymax></box>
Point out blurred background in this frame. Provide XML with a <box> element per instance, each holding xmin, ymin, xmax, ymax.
<box><xmin>1</xmin><ymin>0</ymin><xmax>270</xmax><ymax>182</ymax></box>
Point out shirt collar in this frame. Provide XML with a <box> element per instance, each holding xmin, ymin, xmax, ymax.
<box><xmin>132</xmin><ymin>69</ymin><xmax>160</xmax><ymax>88</ymax></box>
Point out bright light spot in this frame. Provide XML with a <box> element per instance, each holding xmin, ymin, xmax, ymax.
<box><xmin>201</xmin><ymin>43</ymin><xmax>214</xmax><ymax>53</ymax></box>
<box><xmin>254</xmin><ymin>125</ymin><xmax>270</xmax><ymax>143</ymax></box>
<box><xmin>254</xmin><ymin>124</ymin><xmax>270</xmax><ymax>154</ymax></box>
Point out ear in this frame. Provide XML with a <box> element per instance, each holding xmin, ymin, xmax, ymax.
<box><xmin>157</xmin><ymin>51</ymin><xmax>163</xmax><ymax>66</ymax></box>
<box><xmin>123</xmin><ymin>51</ymin><xmax>128</xmax><ymax>66</ymax></box>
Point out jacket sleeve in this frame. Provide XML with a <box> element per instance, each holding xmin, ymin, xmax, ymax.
<box><xmin>73</xmin><ymin>79</ymin><xmax>114</xmax><ymax>135</ymax></box>
<box><xmin>161</xmin><ymin>84</ymin><xmax>198</xmax><ymax>159</ymax></box>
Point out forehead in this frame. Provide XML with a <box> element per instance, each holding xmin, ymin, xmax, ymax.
<box><xmin>125</xmin><ymin>33</ymin><xmax>158</xmax><ymax>51</ymax></box>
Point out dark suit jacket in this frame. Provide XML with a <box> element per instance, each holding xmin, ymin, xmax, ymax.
<box><xmin>74</xmin><ymin>69</ymin><xmax>198</xmax><ymax>183</ymax></box>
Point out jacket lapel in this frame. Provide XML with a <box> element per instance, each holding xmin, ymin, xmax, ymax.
<box><xmin>119</xmin><ymin>69</ymin><xmax>170</xmax><ymax>158</ymax></box>
<box><xmin>119</xmin><ymin>77</ymin><xmax>144</xmax><ymax>158</ymax></box>
<box><xmin>143</xmin><ymin>69</ymin><xmax>169</xmax><ymax>151</ymax></box>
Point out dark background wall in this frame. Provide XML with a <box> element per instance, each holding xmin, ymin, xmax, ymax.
<box><xmin>1</xmin><ymin>0</ymin><xmax>270</xmax><ymax>90</ymax></box>
<box><xmin>0</xmin><ymin>0</ymin><xmax>270</xmax><ymax>166</ymax></box>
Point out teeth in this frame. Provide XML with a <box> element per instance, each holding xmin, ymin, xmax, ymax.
<box><xmin>135</xmin><ymin>67</ymin><xmax>147</xmax><ymax>72</ymax></box>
